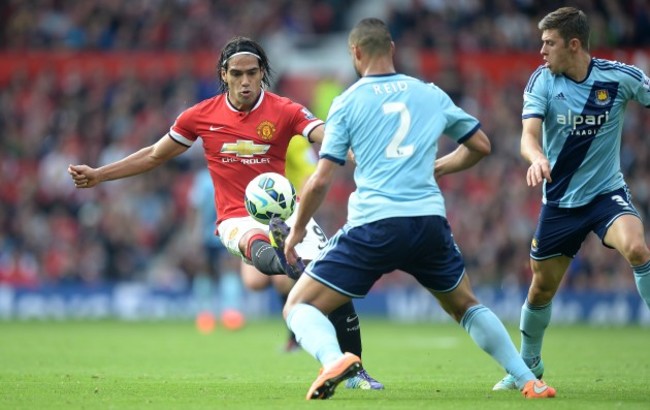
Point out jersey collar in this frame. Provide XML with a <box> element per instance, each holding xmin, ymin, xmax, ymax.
<box><xmin>562</xmin><ymin>58</ymin><xmax>594</xmax><ymax>84</ymax></box>
<box><xmin>225</xmin><ymin>89</ymin><xmax>265</xmax><ymax>113</ymax></box>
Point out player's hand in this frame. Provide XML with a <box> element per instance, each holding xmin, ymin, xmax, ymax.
<box><xmin>526</xmin><ymin>156</ymin><xmax>552</xmax><ymax>187</ymax></box>
<box><xmin>68</xmin><ymin>164</ymin><xmax>100</xmax><ymax>189</ymax></box>
<box><xmin>433</xmin><ymin>160</ymin><xmax>443</xmax><ymax>180</ymax></box>
<box><xmin>285</xmin><ymin>226</ymin><xmax>307</xmax><ymax>266</ymax></box>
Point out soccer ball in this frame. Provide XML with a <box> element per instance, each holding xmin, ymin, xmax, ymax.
<box><xmin>244</xmin><ymin>172</ymin><xmax>296</xmax><ymax>224</ymax></box>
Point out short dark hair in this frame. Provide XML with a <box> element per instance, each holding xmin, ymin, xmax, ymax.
<box><xmin>349</xmin><ymin>18</ymin><xmax>393</xmax><ymax>57</ymax></box>
<box><xmin>217</xmin><ymin>36</ymin><xmax>273</xmax><ymax>92</ymax></box>
<box><xmin>539</xmin><ymin>7</ymin><xmax>590</xmax><ymax>51</ymax></box>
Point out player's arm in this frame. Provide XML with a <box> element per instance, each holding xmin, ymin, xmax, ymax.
<box><xmin>307</xmin><ymin>123</ymin><xmax>324</xmax><ymax>144</ymax></box>
<box><xmin>68</xmin><ymin>134</ymin><xmax>189</xmax><ymax>188</ymax></box>
<box><xmin>284</xmin><ymin>158</ymin><xmax>336</xmax><ymax>264</ymax></box>
<box><xmin>434</xmin><ymin>129</ymin><xmax>491</xmax><ymax>178</ymax></box>
<box><xmin>520</xmin><ymin>117</ymin><xmax>551</xmax><ymax>186</ymax></box>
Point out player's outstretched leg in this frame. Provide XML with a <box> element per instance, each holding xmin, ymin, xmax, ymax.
<box><xmin>493</xmin><ymin>299</ymin><xmax>550</xmax><ymax>391</ymax></box>
<box><xmin>272</xmin><ymin>218</ymin><xmax>384</xmax><ymax>390</ymax></box>
<box><xmin>306</xmin><ymin>352</ymin><xmax>362</xmax><ymax>400</ymax></box>
<box><xmin>459</xmin><ymin>304</ymin><xmax>556</xmax><ymax>398</ymax></box>
<box><xmin>269</xmin><ymin>217</ymin><xmax>305</xmax><ymax>279</ymax></box>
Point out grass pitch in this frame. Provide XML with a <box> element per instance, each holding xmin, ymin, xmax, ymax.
<box><xmin>0</xmin><ymin>319</ymin><xmax>648</xmax><ymax>409</ymax></box>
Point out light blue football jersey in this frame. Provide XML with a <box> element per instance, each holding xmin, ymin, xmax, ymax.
<box><xmin>321</xmin><ymin>73</ymin><xmax>480</xmax><ymax>227</ymax></box>
<box><xmin>523</xmin><ymin>58</ymin><xmax>650</xmax><ymax>207</ymax></box>
<box><xmin>190</xmin><ymin>168</ymin><xmax>222</xmax><ymax>247</ymax></box>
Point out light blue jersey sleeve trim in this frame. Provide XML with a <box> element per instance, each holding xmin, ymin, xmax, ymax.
<box><xmin>319</xmin><ymin>153</ymin><xmax>346</xmax><ymax>166</ymax></box>
<box><xmin>457</xmin><ymin>123</ymin><xmax>481</xmax><ymax>144</ymax></box>
<box><xmin>522</xmin><ymin>113</ymin><xmax>544</xmax><ymax>120</ymax></box>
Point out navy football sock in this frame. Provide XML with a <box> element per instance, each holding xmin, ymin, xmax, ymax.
<box><xmin>250</xmin><ymin>239</ymin><xmax>285</xmax><ymax>275</ymax></box>
<box><xmin>328</xmin><ymin>301</ymin><xmax>362</xmax><ymax>358</ymax></box>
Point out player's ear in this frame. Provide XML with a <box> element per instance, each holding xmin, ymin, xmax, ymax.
<box><xmin>351</xmin><ymin>44</ymin><xmax>358</xmax><ymax>59</ymax></box>
<box><xmin>220</xmin><ymin>67</ymin><xmax>227</xmax><ymax>83</ymax></box>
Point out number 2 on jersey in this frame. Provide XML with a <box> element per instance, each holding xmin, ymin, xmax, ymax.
<box><xmin>383</xmin><ymin>102</ymin><xmax>413</xmax><ymax>159</ymax></box>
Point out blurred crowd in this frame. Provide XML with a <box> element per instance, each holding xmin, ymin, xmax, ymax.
<box><xmin>388</xmin><ymin>0</ymin><xmax>650</xmax><ymax>52</ymax></box>
<box><xmin>3</xmin><ymin>0</ymin><xmax>650</xmax><ymax>52</ymax></box>
<box><xmin>1</xmin><ymin>0</ymin><xmax>650</xmax><ymax>293</ymax></box>
<box><xmin>1</xmin><ymin>0</ymin><xmax>354</xmax><ymax>51</ymax></box>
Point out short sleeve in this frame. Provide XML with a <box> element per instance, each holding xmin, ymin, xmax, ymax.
<box><xmin>319</xmin><ymin>96</ymin><xmax>349</xmax><ymax>165</ymax></box>
<box><xmin>432</xmin><ymin>84</ymin><xmax>480</xmax><ymax>143</ymax></box>
<box><xmin>522</xmin><ymin>66</ymin><xmax>549</xmax><ymax>120</ymax></box>
<box><xmin>169</xmin><ymin>107</ymin><xmax>198</xmax><ymax>147</ymax></box>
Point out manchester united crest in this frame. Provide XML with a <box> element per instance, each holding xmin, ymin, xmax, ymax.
<box><xmin>256</xmin><ymin>120</ymin><xmax>276</xmax><ymax>141</ymax></box>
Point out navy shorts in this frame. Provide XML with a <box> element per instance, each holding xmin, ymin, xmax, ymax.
<box><xmin>304</xmin><ymin>215</ymin><xmax>466</xmax><ymax>298</ymax></box>
<box><xmin>531</xmin><ymin>186</ymin><xmax>641</xmax><ymax>260</ymax></box>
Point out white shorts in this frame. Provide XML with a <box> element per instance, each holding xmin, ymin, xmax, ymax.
<box><xmin>217</xmin><ymin>208</ymin><xmax>328</xmax><ymax>263</ymax></box>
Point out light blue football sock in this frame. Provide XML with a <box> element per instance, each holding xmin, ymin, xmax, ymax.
<box><xmin>633</xmin><ymin>260</ymin><xmax>650</xmax><ymax>309</ymax></box>
<box><xmin>192</xmin><ymin>274</ymin><xmax>214</xmax><ymax>314</ymax></box>
<box><xmin>461</xmin><ymin>304</ymin><xmax>535</xmax><ymax>389</ymax></box>
<box><xmin>218</xmin><ymin>271</ymin><xmax>243</xmax><ymax>312</ymax></box>
<box><xmin>519</xmin><ymin>299</ymin><xmax>552</xmax><ymax>367</ymax></box>
<box><xmin>286</xmin><ymin>303</ymin><xmax>343</xmax><ymax>366</ymax></box>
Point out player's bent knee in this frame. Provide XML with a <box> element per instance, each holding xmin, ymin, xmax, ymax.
<box><xmin>435</xmin><ymin>292</ymin><xmax>479</xmax><ymax>323</ymax></box>
<box><xmin>622</xmin><ymin>243</ymin><xmax>650</xmax><ymax>266</ymax></box>
<box><xmin>527</xmin><ymin>287</ymin><xmax>556</xmax><ymax>305</ymax></box>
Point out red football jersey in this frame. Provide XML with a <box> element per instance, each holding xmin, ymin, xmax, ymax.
<box><xmin>170</xmin><ymin>90</ymin><xmax>323</xmax><ymax>224</ymax></box>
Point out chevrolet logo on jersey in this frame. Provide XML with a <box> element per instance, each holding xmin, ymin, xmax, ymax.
<box><xmin>221</xmin><ymin>140</ymin><xmax>270</xmax><ymax>157</ymax></box>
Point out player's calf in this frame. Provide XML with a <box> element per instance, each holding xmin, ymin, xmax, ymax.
<box><xmin>247</xmin><ymin>233</ymin><xmax>293</xmax><ymax>277</ymax></box>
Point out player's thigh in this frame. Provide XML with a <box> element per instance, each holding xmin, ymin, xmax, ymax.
<box><xmin>603</xmin><ymin>214</ymin><xmax>650</xmax><ymax>263</ymax></box>
<box><xmin>429</xmin><ymin>274</ymin><xmax>479</xmax><ymax>323</ymax></box>
<box><xmin>529</xmin><ymin>255</ymin><xmax>572</xmax><ymax>299</ymax></box>
<box><xmin>591</xmin><ymin>186</ymin><xmax>648</xmax><ymax>263</ymax></box>
<box><xmin>285</xmin><ymin>273</ymin><xmax>350</xmax><ymax>317</ymax></box>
